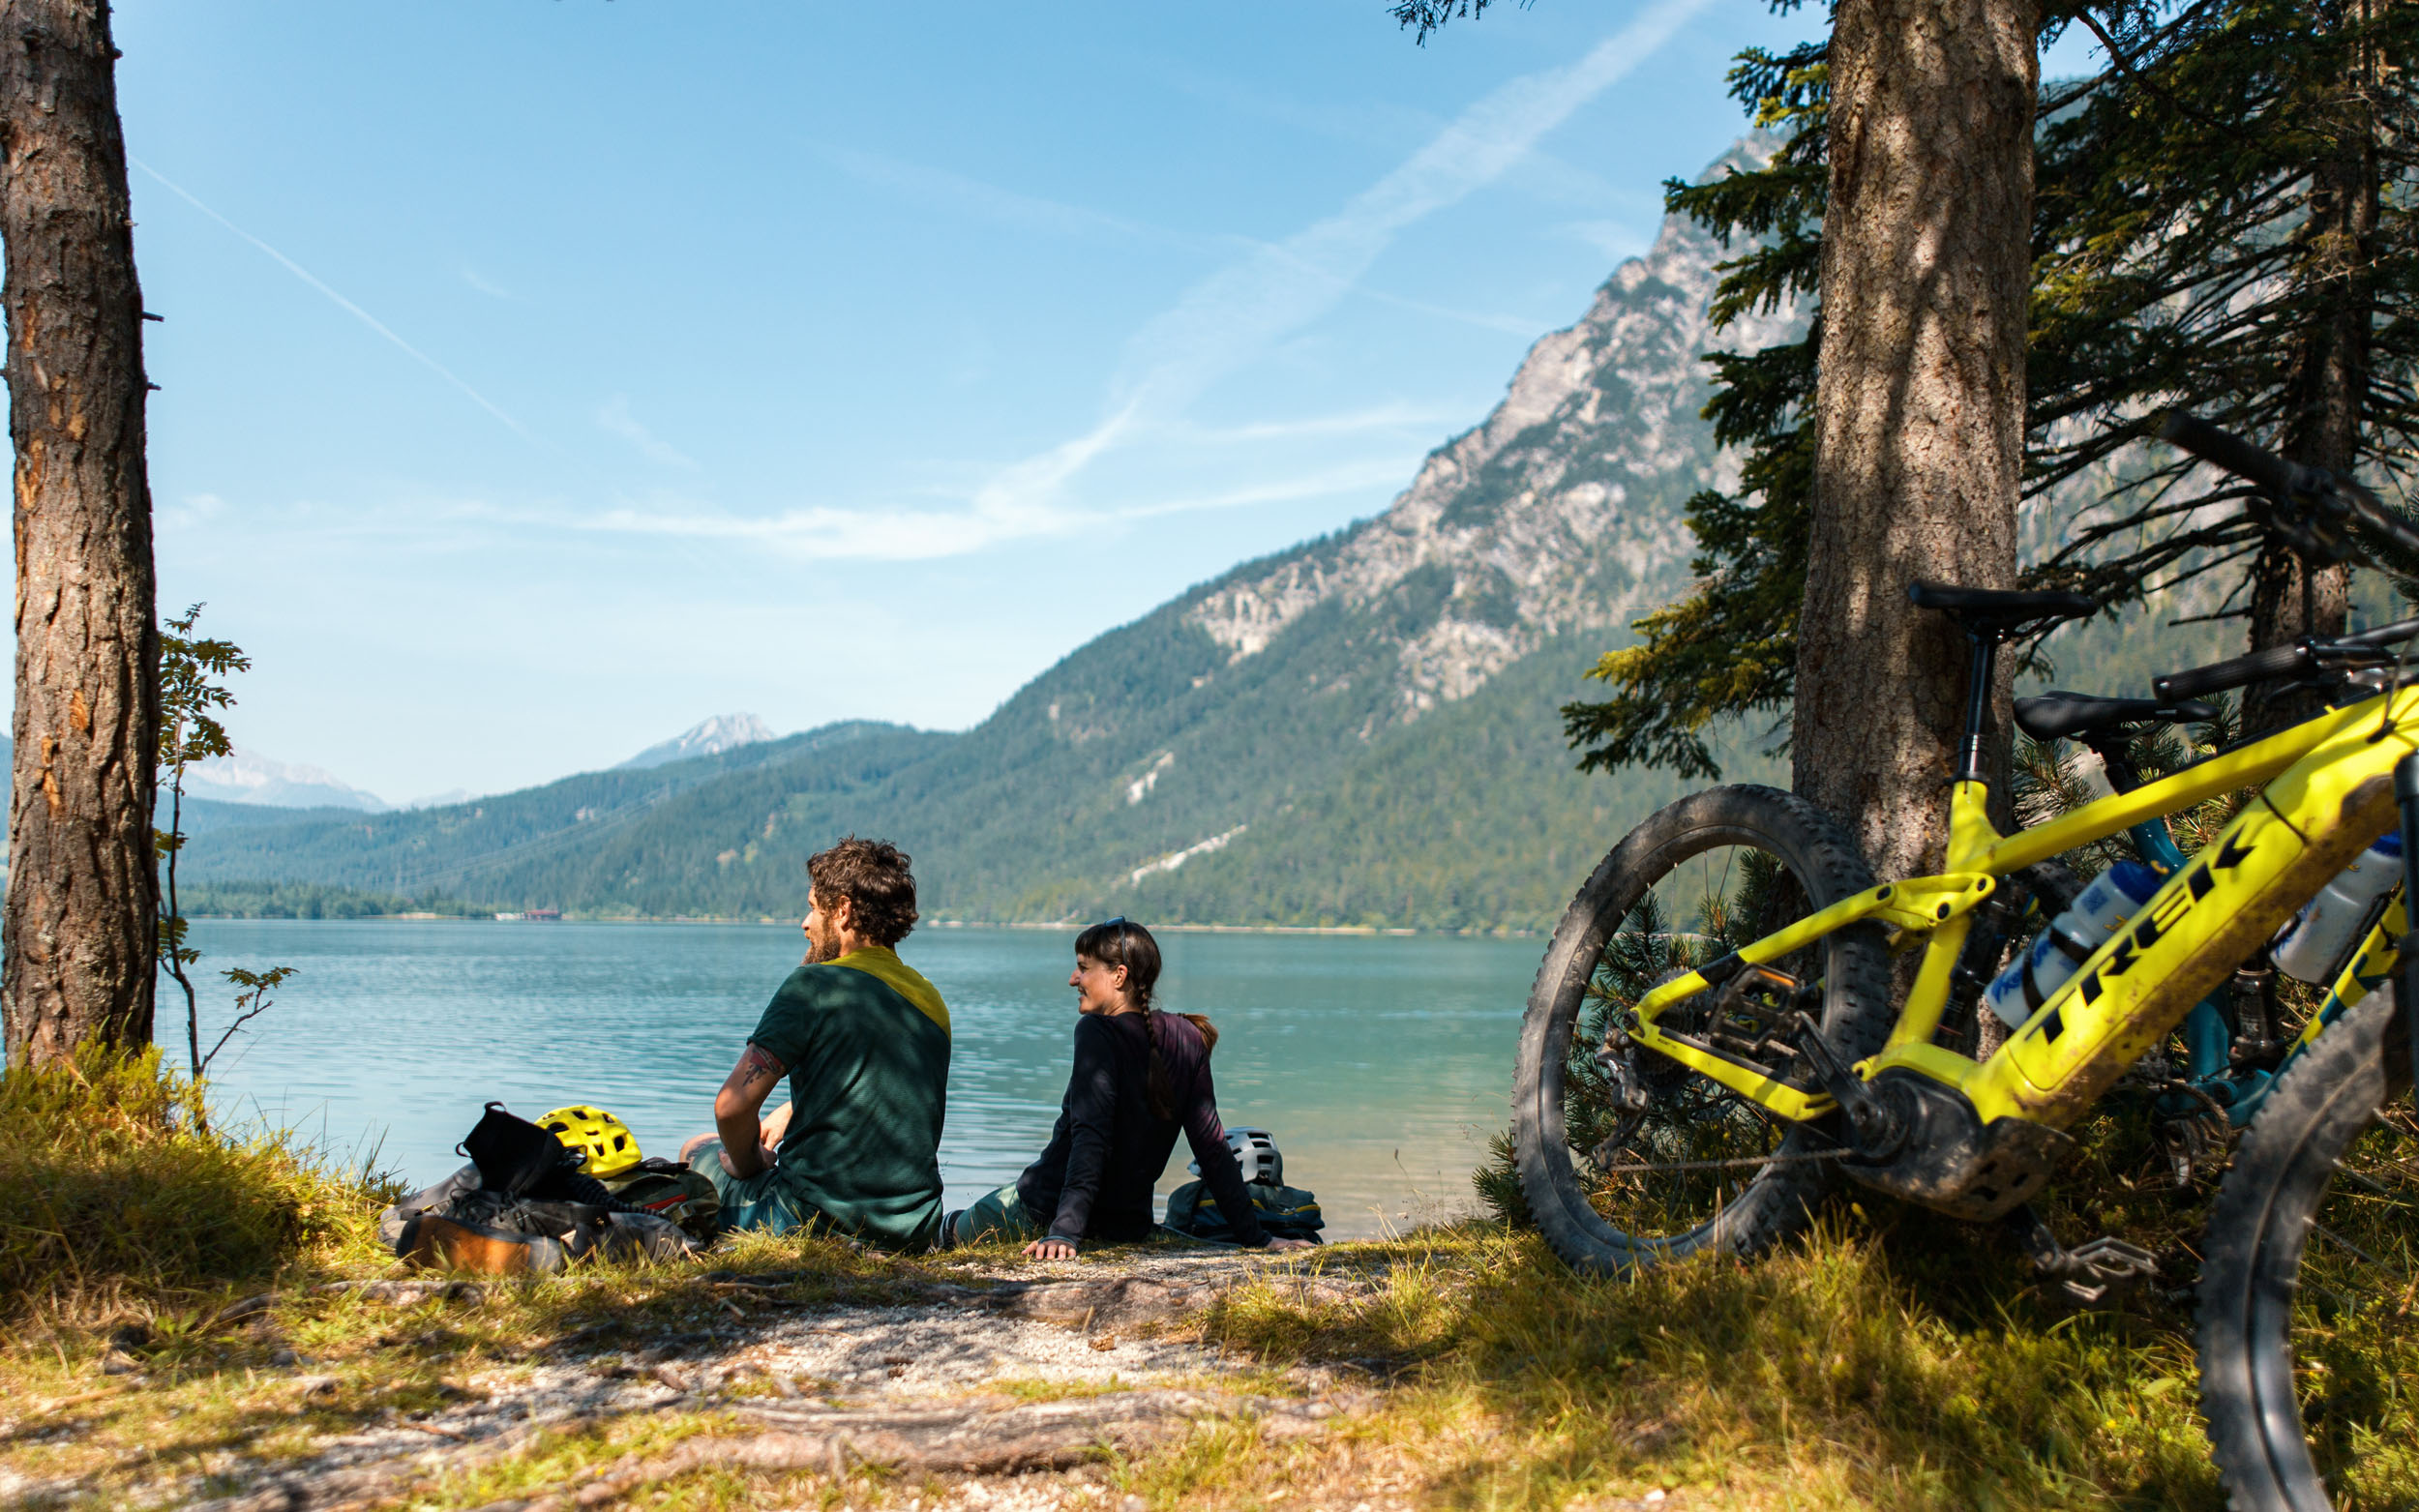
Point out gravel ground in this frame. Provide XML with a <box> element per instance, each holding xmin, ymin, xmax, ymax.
<box><xmin>147</xmin><ymin>1247</ymin><xmax>1386</xmax><ymax>1512</ymax></box>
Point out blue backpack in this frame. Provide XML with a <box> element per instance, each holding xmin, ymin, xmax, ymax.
<box><xmin>1163</xmin><ymin>1179</ymin><xmax>1324</xmax><ymax>1243</ymax></box>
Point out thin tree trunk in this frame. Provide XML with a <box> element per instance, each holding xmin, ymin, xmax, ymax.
<box><xmin>1793</xmin><ymin>0</ymin><xmax>2040</xmax><ymax>880</ymax></box>
<box><xmin>0</xmin><ymin>0</ymin><xmax>158</xmax><ymax>1068</ymax></box>
<box><xmin>2244</xmin><ymin>0</ymin><xmax>2378</xmax><ymax>734</ymax></box>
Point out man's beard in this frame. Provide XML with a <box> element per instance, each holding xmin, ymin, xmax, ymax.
<box><xmin>803</xmin><ymin>926</ymin><xmax>841</xmax><ymax>965</ymax></box>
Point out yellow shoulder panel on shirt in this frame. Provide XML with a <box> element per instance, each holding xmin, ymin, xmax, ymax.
<box><xmin>829</xmin><ymin>946</ymin><xmax>950</xmax><ymax>1035</ymax></box>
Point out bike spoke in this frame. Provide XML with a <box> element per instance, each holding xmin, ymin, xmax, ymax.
<box><xmin>1562</xmin><ymin>837</ymin><xmax>1836</xmax><ymax>1242</ymax></box>
<box><xmin>2289</xmin><ymin>1110</ymin><xmax>2419</xmax><ymax>1490</ymax></box>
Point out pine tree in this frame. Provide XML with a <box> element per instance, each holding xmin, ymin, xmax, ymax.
<box><xmin>1</xmin><ymin>0</ymin><xmax>161</xmax><ymax>1067</ymax></box>
<box><xmin>1568</xmin><ymin>0</ymin><xmax>2419</xmax><ymax>777</ymax></box>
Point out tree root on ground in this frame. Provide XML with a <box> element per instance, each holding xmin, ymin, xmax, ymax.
<box><xmin>187</xmin><ymin>1388</ymin><xmax>1348</xmax><ymax>1512</ymax></box>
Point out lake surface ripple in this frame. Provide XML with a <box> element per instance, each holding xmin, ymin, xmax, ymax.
<box><xmin>182</xmin><ymin>920</ymin><xmax>1537</xmax><ymax>1240</ymax></box>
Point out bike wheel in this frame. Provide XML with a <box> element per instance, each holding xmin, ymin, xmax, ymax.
<box><xmin>1513</xmin><ymin>784</ymin><xmax>1894</xmax><ymax>1274</ymax></box>
<box><xmin>2197</xmin><ymin>990</ymin><xmax>2418</xmax><ymax>1511</ymax></box>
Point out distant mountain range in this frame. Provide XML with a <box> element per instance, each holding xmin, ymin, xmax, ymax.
<box><xmin>154</xmin><ymin>714</ymin><xmax>778</xmax><ymax>815</ymax></box>
<box><xmin>168</xmin><ymin>142</ymin><xmax>1786</xmax><ymax>933</ymax></box>
<box><xmin>182</xmin><ymin>748</ymin><xmax>390</xmax><ymax>812</ymax></box>
<box><xmin>617</xmin><ymin>713</ymin><xmax>776</xmax><ymax>771</ymax></box>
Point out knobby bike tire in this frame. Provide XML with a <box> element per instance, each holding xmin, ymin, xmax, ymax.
<box><xmin>2197</xmin><ymin>990</ymin><xmax>2415</xmax><ymax>1512</ymax></box>
<box><xmin>1513</xmin><ymin>784</ymin><xmax>1895</xmax><ymax>1275</ymax></box>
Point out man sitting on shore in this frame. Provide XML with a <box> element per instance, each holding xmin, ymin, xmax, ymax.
<box><xmin>679</xmin><ymin>836</ymin><xmax>949</xmax><ymax>1251</ymax></box>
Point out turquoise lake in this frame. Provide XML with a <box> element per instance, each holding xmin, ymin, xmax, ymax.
<box><xmin>179</xmin><ymin>920</ymin><xmax>1539</xmax><ymax>1240</ymax></box>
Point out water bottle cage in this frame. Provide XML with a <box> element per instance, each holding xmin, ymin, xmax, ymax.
<box><xmin>2016</xmin><ymin>925</ymin><xmax>2102</xmax><ymax>1016</ymax></box>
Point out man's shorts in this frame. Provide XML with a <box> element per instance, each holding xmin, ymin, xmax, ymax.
<box><xmin>686</xmin><ymin>1139</ymin><xmax>831</xmax><ymax>1235</ymax></box>
<box><xmin>951</xmin><ymin>1183</ymin><xmax>1048</xmax><ymax>1247</ymax></box>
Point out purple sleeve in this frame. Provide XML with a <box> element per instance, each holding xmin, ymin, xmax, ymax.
<box><xmin>1165</xmin><ymin>1017</ymin><xmax>1269</xmax><ymax>1248</ymax></box>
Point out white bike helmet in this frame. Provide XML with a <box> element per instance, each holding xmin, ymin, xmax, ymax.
<box><xmin>1190</xmin><ymin>1126</ymin><xmax>1283</xmax><ymax>1187</ymax></box>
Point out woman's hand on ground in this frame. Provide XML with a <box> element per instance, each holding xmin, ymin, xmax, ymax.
<box><xmin>1022</xmin><ymin>1236</ymin><xmax>1079</xmax><ymax>1260</ymax></box>
<box><xmin>1265</xmin><ymin>1236</ymin><xmax>1315</xmax><ymax>1252</ymax></box>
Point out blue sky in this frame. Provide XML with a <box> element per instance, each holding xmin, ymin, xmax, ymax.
<box><xmin>105</xmin><ymin>2</ymin><xmax>2093</xmax><ymax>803</ymax></box>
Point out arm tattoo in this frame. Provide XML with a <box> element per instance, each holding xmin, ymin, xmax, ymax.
<box><xmin>734</xmin><ymin>1042</ymin><xmax>786</xmax><ymax>1091</ymax></box>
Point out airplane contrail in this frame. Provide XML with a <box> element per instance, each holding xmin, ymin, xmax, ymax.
<box><xmin>132</xmin><ymin>158</ymin><xmax>532</xmax><ymax>440</ymax></box>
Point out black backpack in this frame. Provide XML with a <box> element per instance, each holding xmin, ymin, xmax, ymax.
<box><xmin>377</xmin><ymin>1103</ymin><xmax>702</xmax><ymax>1270</ymax></box>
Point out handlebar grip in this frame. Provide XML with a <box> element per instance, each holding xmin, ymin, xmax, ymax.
<box><xmin>2153</xmin><ymin>641</ymin><xmax>2311</xmax><ymax>701</ymax></box>
<box><xmin>2157</xmin><ymin>412</ymin><xmax>2304</xmax><ymax>499</ymax></box>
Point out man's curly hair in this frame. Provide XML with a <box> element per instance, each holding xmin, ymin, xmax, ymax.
<box><xmin>807</xmin><ymin>836</ymin><xmax>918</xmax><ymax>947</ymax></box>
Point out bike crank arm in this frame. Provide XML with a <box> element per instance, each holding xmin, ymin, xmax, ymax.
<box><xmin>1788</xmin><ymin>1012</ymin><xmax>1906</xmax><ymax>1158</ymax></box>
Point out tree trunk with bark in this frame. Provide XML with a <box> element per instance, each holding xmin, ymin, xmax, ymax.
<box><xmin>1792</xmin><ymin>0</ymin><xmax>2040</xmax><ymax>881</ymax></box>
<box><xmin>2244</xmin><ymin>0</ymin><xmax>2379</xmax><ymax>735</ymax></box>
<box><xmin>0</xmin><ymin>0</ymin><xmax>158</xmax><ymax>1068</ymax></box>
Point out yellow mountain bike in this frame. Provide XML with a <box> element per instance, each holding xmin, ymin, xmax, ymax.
<box><xmin>1514</xmin><ymin>415</ymin><xmax>2418</xmax><ymax>1511</ymax></box>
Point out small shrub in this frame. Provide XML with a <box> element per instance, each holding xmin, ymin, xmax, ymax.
<box><xmin>0</xmin><ymin>1042</ymin><xmax>385</xmax><ymax>1309</ymax></box>
<box><xmin>1471</xmin><ymin>1126</ymin><xmax>1531</xmax><ymax>1228</ymax></box>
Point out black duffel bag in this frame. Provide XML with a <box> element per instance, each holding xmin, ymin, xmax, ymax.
<box><xmin>377</xmin><ymin>1103</ymin><xmax>700</xmax><ymax>1272</ymax></box>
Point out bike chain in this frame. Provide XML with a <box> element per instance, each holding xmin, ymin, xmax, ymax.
<box><xmin>1590</xmin><ymin>1139</ymin><xmax>1855</xmax><ymax>1176</ymax></box>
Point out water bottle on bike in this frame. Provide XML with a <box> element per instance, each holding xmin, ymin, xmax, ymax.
<box><xmin>1982</xmin><ymin>860</ymin><xmax>2160</xmax><ymax>1029</ymax></box>
<box><xmin>2268</xmin><ymin>829</ymin><xmax>2402</xmax><ymax>984</ymax></box>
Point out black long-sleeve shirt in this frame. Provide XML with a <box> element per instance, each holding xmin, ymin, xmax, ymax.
<box><xmin>1015</xmin><ymin>1009</ymin><xmax>1269</xmax><ymax>1248</ymax></box>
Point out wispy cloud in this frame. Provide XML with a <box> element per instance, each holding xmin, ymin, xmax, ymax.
<box><xmin>552</xmin><ymin>450</ymin><xmax>1414</xmax><ymax>561</ymax></box>
<box><xmin>460</xmin><ymin>265</ymin><xmax>513</xmax><ymax>299</ymax></box>
<box><xmin>1115</xmin><ymin>457</ymin><xmax>1424</xmax><ymax>521</ymax></box>
<box><xmin>596</xmin><ymin>395</ymin><xmax>700</xmax><ymax>469</ymax></box>
<box><xmin>1161</xmin><ymin>402</ymin><xmax>1469</xmax><ymax>445</ymax></box>
<box><xmin>155</xmin><ymin>490</ymin><xmax>228</xmax><ymax>534</ymax></box>
<box><xmin>597</xmin><ymin>0</ymin><xmax>1711</xmax><ymax>565</ymax></box>
<box><xmin>131</xmin><ymin>159</ymin><xmax>533</xmax><ymax>440</ymax></box>
<box><xmin>224</xmin><ymin>3</ymin><xmax>1705</xmax><ymax>571</ymax></box>
<box><xmin>972</xmin><ymin>0</ymin><xmax>1712</xmax><ymax>522</ymax></box>
<box><xmin>1156</xmin><ymin>66</ymin><xmax>1443</xmax><ymax>153</ymax></box>
<box><xmin>1562</xmin><ymin>218</ymin><xmax>1653</xmax><ymax>264</ymax></box>
<box><xmin>576</xmin><ymin>498</ymin><xmax>1082</xmax><ymax>562</ymax></box>
<box><xmin>1353</xmin><ymin>284</ymin><xmax>1552</xmax><ymax>338</ymax></box>
<box><xmin>819</xmin><ymin>144</ymin><xmax>1219</xmax><ymax>253</ymax></box>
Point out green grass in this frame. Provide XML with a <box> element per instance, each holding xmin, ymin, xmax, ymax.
<box><xmin>6</xmin><ymin>1050</ymin><xmax>2410</xmax><ymax>1510</ymax></box>
<box><xmin>1177</xmin><ymin>1220</ymin><xmax>2225</xmax><ymax>1510</ymax></box>
<box><xmin>0</xmin><ymin>1043</ymin><xmax>391</xmax><ymax>1318</ymax></box>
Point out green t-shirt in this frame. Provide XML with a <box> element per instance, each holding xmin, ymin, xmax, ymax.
<box><xmin>747</xmin><ymin>945</ymin><xmax>950</xmax><ymax>1250</ymax></box>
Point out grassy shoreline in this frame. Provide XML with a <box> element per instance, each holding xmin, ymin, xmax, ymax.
<box><xmin>11</xmin><ymin>1054</ymin><xmax>2411</xmax><ymax>1510</ymax></box>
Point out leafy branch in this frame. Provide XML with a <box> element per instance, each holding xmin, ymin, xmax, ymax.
<box><xmin>202</xmin><ymin>965</ymin><xmax>300</xmax><ymax>1075</ymax></box>
<box><xmin>155</xmin><ymin>604</ymin><xmax>295</xmax><ymax>1089</ymax></box>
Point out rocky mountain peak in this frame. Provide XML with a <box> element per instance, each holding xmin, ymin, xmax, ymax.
<box><xmin>617</xmin><ymin>712</ymin><xmax>777</xmax><ymax>770</ymax></box>
<box><xmin>1184</xmin><ymin>140</ymin><xmax>1798</xmax><ymax>722</ymax></box>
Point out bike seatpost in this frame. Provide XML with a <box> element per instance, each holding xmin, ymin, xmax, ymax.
<box><xmin>2395</xmin><ymin>754</ymin><xmax>2419</xmax><ymax>1097</ymax></box>
<box><xmin>1956</xmin><ymin>629</ymin><xmax>2001</xmax><ymax>786</ymax></box>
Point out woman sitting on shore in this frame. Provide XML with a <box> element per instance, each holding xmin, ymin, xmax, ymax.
<box><xmin>946</xmin><ymin>918</ymin><xmax>1312</xmax><ymax>1256</ymax></box>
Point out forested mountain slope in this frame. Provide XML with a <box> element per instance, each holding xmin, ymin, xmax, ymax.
<box><xmin>178</xmin><ymin>722</ymin><xmax>939</xmax><ymax>903</ymax></box>
<box><xmin>178</xmin><ymin>148</ymin><xmax>1790</xmax><ymax>931</ymax></box>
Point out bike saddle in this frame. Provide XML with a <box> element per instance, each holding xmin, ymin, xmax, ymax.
<box><xmin>1909</xmin><ymin>581</ymin><xmax>2098</xmax><ymax>637</ymax></box>
<box><xmin>2013</xmin><ymin>690</ymin><xmax>2218</xmax><ymax>742</ymax></box>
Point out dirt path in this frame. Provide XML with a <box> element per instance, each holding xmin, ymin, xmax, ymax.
<box><xmin>158</xmin><ymin>1248</ymin><xmax>1390</xmax><ymax>1512</ymax></box>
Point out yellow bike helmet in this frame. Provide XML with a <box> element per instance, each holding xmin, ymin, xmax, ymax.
<box><xmin>538</xmin><ymin>1105</ymin><xmax>642</xmax><ymax>1178</ymax></box>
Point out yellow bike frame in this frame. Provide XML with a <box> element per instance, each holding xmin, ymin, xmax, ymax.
<box><xmin>1628</xmin><ymin>688</ymin><xmax>2419</xmax><ymax>1142</ymax></box>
